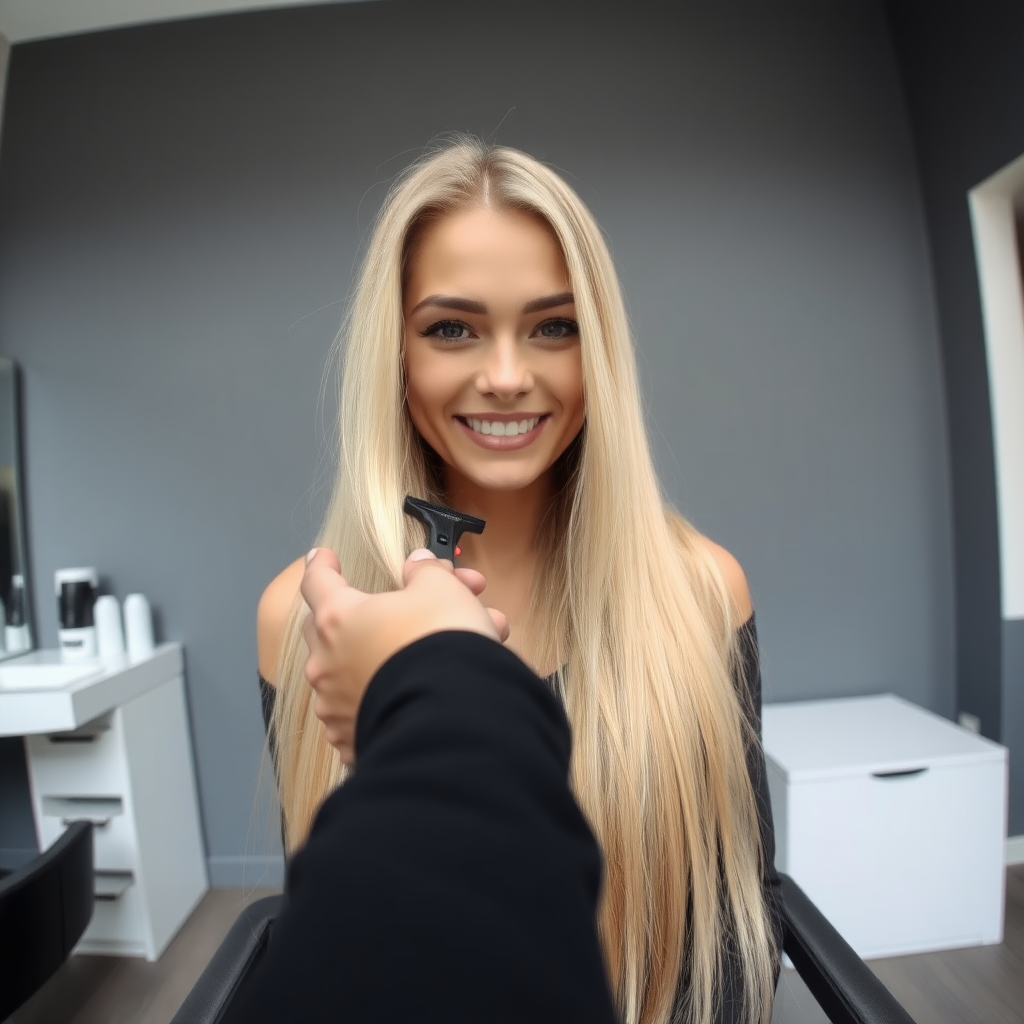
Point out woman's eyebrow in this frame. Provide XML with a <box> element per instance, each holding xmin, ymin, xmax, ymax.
<box><xmin>410</xmin><ymin>292</ymin><xmax>575</xmax><ymax>316</ymax></box>
<box><xmin>521</xmin><ymin>291</ymin><xmax>575</xmax><ymax>314</ymax></box>
<box><xmin>410</xmin><ymin>295</ymin><xmax>486</xmax><ymax>315</ymax></box>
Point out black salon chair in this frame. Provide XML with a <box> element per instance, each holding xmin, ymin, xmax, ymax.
<box><xmin>0</xmin><ymin>820</ymin><xmax>95</xmax><ymax>1020</ymax></box>
<box><xmin>169</xmin><ymin>873</ymin><xmax>915</xmax><ymax>1024</ymax></box>
<box><xmin>778</xmin><ymin>874</ymin><xmax>915</xmax><ymax>1024</ymax></box>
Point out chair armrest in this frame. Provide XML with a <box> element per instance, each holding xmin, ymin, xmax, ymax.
<box><xmin>169</xmin><ymin>894</ymin><xmax>284</xmax><ymax>1024</ymax></box>
<box><xmin>780</xmin><ymin>873</ymin><xmax>916</xmax><ymax>1024</ymax></box>
<box><xmin>0</xmin><ymin>820</ymin><xmax>95</xmax><ymax>1020</ymax></box>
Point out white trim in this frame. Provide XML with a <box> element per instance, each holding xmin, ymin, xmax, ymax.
<box><xmin>969</xmin><ymin>158</ymin><xmax>1024</xmax><ymax>619</ymax></box>
<box><xmin>1007</xmin><ymin>835</ymin><xmax>1024</xmax><ymax>865</ymax></box>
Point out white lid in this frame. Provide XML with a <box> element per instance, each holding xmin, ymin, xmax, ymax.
<box><xmin>762</xmin><ymin>694</ymin><xmax>1006</xmax><ymax>781</ymax></box>
<box><xmin>54</xmin><ymin>567</ymin><xmax>99</xmax><ymax>594</ymax></box>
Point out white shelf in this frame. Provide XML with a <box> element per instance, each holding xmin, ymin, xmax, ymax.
<box><xmin>94</xmin><ymin>870</ymin><xmax>134</xmax><ymax>900</ymax></box>
<box><xmin>0</xmin><ymin>643</ymin><xmax>183</xmax><ymax>735</ymax></box>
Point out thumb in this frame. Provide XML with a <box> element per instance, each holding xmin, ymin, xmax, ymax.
<box><xmin>306</xmin><ymin>546</ymin><xmax>342</xmax><ymax>573</ymax></box>
<box><xmin>402</xmin><ymin>547</ymin><xmax>455</xmax><ymax>587</ymax></box>
<box><xmin>302</xmin><ymin>546</ymin><xmax>358</xmax><ymax>614</ymax></box>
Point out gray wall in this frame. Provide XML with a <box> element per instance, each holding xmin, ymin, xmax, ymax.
<box><xmin>886</xmin><ymin>0</ymin><xmax>1024</xmax><ymax>834</ymax></box>
<box><xmin>0</xmin><ymin>0</ymin><xmax>953</xmax><ymax>881</ymax></box>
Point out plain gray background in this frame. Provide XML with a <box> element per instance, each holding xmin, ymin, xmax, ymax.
<box><xmin>0</xmin><ymin>0</ymin><xmax>957</xmax><ymax>882</ymax></box>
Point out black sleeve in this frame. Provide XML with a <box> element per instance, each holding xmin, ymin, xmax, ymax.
<box><xmin>712</xmin><ymin>617</ymin><xmax>784</xmax><ymax>1024</ymax></box>
<box><xmin>226</xmin><ymin>631</ymin><xmax>617</xmax><ymax>1024</ymax></box>
<box><xmin>258</xmin><ymin>674</ymin><xmax>276</xmax><ymax>756</ymax></box>
<box><xmin>736</xmin><ymin>616</ymin><xmax>785</xmax><ymax>959</ymax></box>
<box><xmin>257</xmin><ymin>675</ymin><xmax>286</xmax><ymax>851</ymax></box>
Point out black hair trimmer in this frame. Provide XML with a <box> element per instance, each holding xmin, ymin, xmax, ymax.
<box><xmin>403</xmin><ymin>496</ymin><xmax>485</xmax><ymax>561</ymax></box>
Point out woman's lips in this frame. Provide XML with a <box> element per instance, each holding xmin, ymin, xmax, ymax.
<box><xmin>454</xmin><ymin>414</ymin><xmax>549</xmax><ymax>451</ymax></box>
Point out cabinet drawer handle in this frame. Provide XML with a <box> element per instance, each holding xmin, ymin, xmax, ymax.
<box><xmin>871</xmin><ymin>767</ymin><xmax>928</xmax><ymax>780</ymax></box>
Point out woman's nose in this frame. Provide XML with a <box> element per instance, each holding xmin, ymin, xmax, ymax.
<box><xmin>477</xmin><ymin>337</ymin><xmax>533</xmax><ymax>400</ymax></box>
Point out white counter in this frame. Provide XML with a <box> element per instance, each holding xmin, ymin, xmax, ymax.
<box><xmin>1</xmin><ymin>642</ymin><xmax>208</xmax><ymax>960</ymax></box>
<box><xmin>0</xmin><ymin>644</ymin><xmax>183</xmax><ymax>736</ymax></box>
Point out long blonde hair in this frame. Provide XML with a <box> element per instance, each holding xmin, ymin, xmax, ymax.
<box><xmin>272</xmin><ymin>137</ymin><xmax>776</xmax><ymax>1024</ymax></box>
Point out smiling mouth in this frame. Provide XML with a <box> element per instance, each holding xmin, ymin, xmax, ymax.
<box><xmin>455</xmin><ymin>415</ymin><xmax>548</xmax><ymax>438</ymax></box>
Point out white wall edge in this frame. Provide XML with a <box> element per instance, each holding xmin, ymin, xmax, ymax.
<box><xmin>0</xmin><ymin>31</ymin><xmax>10</xmax><ymax>149</ymax></box>
<box><xmin>969</xmin><ymin>159</ymin><xmax>1024</xmax><ymax>620</ymax></box>
<box><xmin>1007</xmin><ymin>835</ymin><xmax>1024</xmax><ymax>865</ymax></box>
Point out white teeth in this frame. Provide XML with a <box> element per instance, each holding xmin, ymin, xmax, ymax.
<box><xmin>466</xmin><ymin>417</ymin><xmax>540</xmax><ymax>437</ymax></box>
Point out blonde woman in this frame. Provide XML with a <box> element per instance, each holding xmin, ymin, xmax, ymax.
<box><xmin>257</xmin><ymin>138</ymin><xmax>782</xmax><ymax>1024</ymax></box>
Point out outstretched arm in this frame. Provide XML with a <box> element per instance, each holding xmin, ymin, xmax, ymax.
<box><xmin>225</xmin><ymin>553</ymin><xmax>616</xmax><ymax>1024</ymax></box>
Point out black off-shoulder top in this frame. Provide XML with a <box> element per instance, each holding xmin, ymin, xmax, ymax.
<box><xmin>257</xmin><ymin>616</ymin><xmax>783</xmax><ymax>1020</ymax></box>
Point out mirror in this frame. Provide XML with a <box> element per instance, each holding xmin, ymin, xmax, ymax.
<box><xmin>0</xmin><ymin>357</ymin><xmax>33</xmax><ymax>659</ymax></box>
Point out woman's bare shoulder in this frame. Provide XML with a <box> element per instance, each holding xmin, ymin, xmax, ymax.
<box><xmin>257</xmin><ymin>557</ymin><xmax>307</xmax><ymax>684</ymax></box>
<box><xmin>693</xmin><ymin>534</ymin><xmax>754</xmax><ymax>624</ymax></box>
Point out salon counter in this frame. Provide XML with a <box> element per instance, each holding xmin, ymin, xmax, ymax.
<box><xmin>0</xmin><ymin>644</ymin><xmax>208</xmax><ymax>960</ymax></box>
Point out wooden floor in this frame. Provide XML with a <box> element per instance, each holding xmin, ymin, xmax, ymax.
<box><xmin>868</xmin><ymin>863</ymin><xmax>1024</xmax><ymax>1024</ymax></box>
<box><xmin>7</xmin><ymin>868</ymin><xmax>1024</xmax><ymax>1023</ymax></box>
<box><xmin>7</xmin><ymin>888</ymin><xmax>281</xmax><ymax>1024</ymax></box>
<box><xmin>774</xmin><ymin>863</ymin><xmax>1024</xmax><ymax>1024</ymax></box>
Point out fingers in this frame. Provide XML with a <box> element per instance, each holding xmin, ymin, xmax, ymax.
<box><xmin>453</xmin><ymin>566</ymin><xmax>487</xmax><ymax>596</ymax></box>
<box><xmin>487</xmin><ymin>607</ymin><xmax>511</xmax><ymax>643</ymax></box>
<box><xmin>401</xmin><ymin>548</ymin><xmax>454</xmax><ymax>587</ymax></box>
<box><xmin>403</xmin><ymin>550</ymin><xmax>505</xmax><ymax>641</ymax></box>
<box><xmin>405</xmin><ymin>551</ymin><xmax>487</xmax><ymax>599</ymax></box>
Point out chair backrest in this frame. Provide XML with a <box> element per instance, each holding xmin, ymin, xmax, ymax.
<box><xmin>0</xmin><ymin>820</ymin><xmax>95</xmax><ymax>1020</ymax></box>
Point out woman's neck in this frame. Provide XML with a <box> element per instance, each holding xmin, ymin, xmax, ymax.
<box><xmin>441</xmin><ymin>470</ymin><xmax>552</xmax><ymax>576</ymax></box>
<box><xmin>440</xmin><ymin>469</ymin><xmax>562</xmax><ymax>675</ymax></box>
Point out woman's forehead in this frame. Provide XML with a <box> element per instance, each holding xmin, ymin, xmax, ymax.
<box><xmin>404</xmin><ymin>207</ymin><xmax>570</xmax><ymax>304</ymax></box>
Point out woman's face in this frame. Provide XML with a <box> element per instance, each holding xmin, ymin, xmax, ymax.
<box><xmin>402</xmin><ymin>206</ymin><xmax>585</xmax><ymax>495</ymax></box>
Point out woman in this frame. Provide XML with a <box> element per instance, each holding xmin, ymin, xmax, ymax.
<box><xmin>258</xmin><ymin>138</ymin><xmax>781</xmax><ymax>1024</ymax></box>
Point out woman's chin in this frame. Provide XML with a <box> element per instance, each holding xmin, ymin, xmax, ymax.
<box><xmin>449</xmin><ymin>463</ymin><xmax>550</xmax><ymax>495</ymax></box>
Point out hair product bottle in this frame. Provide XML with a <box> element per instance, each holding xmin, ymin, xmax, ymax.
<box><xmin>56</xmin><ymin>567</ymin><xmax>99</xmax><ymax>661</ymax></box>
<box><xmin>5</xmin><ymin>573</ymin><xmax>32</xmax><ymax>654</ymax></box>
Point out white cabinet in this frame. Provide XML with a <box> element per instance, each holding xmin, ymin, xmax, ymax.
<box><xmin>763</xmin><ymin>694</ymin><xmax>1007</xmax><ymax>959</ymax></box>
<box><xmin>4</xmin><ymin>644</ymin><xmax>208</xmax><ymax>960</ymax></box>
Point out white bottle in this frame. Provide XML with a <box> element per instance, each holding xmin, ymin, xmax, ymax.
<box><xmin>123</xmin><ymin>593</ymin><xmax>155</xmax><ymax>660</ymax></box>
<box><xmin>5</xmin><ymin>573</ymin><xmax>32</xmax><ymax>654</ymax></box>
<box><xmin>94</xmin><ymin>594</ymin><xmax>126</xmax><ymax>661</ymax></box>
<box><xmin>56</xmin><ymin>567</ymin><xmax>99</xmax><ymax>661</ymax></box>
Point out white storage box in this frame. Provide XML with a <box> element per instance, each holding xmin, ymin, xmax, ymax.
<box><xmin>763</xmin><ymin>694</ymin><xmax>1007</xmax><ymax>958</ymax></box>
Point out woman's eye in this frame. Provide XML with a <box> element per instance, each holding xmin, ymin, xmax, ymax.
<box><xmin>536</xmin><ymin>318</ymin><xmax>579</xmax><ymax>340</ymax></box>
<box><xmin>422</xmin><ymin>320</ymin><xmax>471</xmax><ymax>341</ymax></box>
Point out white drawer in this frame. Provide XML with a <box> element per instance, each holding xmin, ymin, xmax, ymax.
<box><xmin>25</xmin><ymin>711</ymin><xmax>127</xmax><ymax>796</ymax></box>
<box><xmin>38</xmin><ymin>802</ymin><xmax>138</xmax><ymax>873</ymax></box>
<box><xmin>783</xmin><ymin>759</ymin><xmax>1005</xmax><ymax>956</ymax></box>
<box><xmin>78</xmin><ymin>876</ymin><xmax>151</xmax><ymax>957</ymax></box>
